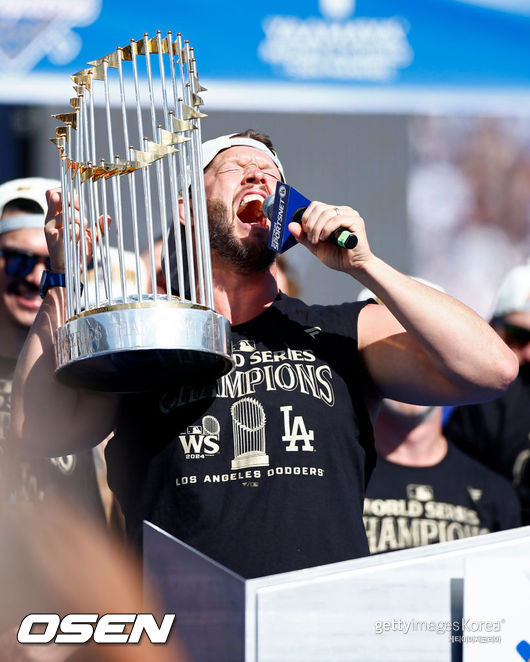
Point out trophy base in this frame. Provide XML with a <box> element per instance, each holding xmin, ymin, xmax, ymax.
<box><xmin>54</xmin><ymin>300</ymin><xmax>233</xmax><ymax>392</ymax></box>
<box><xmin>231</xmin><ymin>451</ymin><xmax>270</xmax><ymax>470</ymax></box>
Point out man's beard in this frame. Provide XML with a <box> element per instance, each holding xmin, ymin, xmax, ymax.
<box><xmin>207</xmin><ymin>199</ymin><xmax>276</xmax><ymax>275</ymax></box>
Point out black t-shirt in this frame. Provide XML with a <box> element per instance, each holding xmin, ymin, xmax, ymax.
<box><xmin>107</xmin><ymin>293</ymin><xmax>375</xmax><ymax>578</ymax></box>
<box><xmin>0</xmin><ymin>356</ymin><xmax>104</xmax><ymax>519</ymax></box>
<box><xmin>444</xmin><ymin>365</ymin><xmax>530</xmax><ymax>524</ymax></box>
<box><xmin>364</xmin><ymin>443</ymin><xmax>521</xmax><ymax>554</ymax></box>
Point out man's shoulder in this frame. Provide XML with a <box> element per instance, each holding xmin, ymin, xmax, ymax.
<box><xmin>274</xmin><ymin>292</ymin><xmax>368</xmax><ymax>332</ymax></box>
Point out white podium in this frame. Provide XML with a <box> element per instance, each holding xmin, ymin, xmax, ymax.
<box><xmin>143</xmin><ymin>522</ymin><xmax>530</xmax><ymax>662</ymax></box>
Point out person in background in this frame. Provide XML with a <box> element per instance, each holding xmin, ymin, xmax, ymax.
<box><xmin>444</xmin><ymin>261</ymin><xmax>530</xmax><ymax>524</ymax></box>
<box><xmin>356</xmin><ymin>281</ymin><xmax>521</xmax><ymax>554</ymax></box>
<box><xmin>0</xmin><ymin>177</ymin><xmax>124</xmax><ymax>660</ymax></box>
<box><xmin>364</xmin><ymin>398</ymin><xmax>521</xmax><ymax>554</ymax></box>
<box><xmin>0</xmin><ymin>177</ymin><xmax>106</xmax><ymax>518</ymax></box>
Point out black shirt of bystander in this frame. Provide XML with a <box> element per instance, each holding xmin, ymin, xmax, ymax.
<box><xmin>444</xmin><ymin>363</ymin><xmax>530</xmax><ymax>524</ymax></box>
<box><xmin>364</xmin><ymin>443</ymin><xmax>521</xmax><ymax>555</ymax></box>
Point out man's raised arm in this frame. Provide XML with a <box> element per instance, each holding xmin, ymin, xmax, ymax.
<box><xmin>9</xmin><ymin>189</ymin><xmax>117</xmax><ymax>456</ymax></box>
<box><xmin>289</xmin><ymin>201</ymin><xmax>519</xmax><ymax>411</ymax></box>
<box><xmin>356</xmin><ymin>260</ymin><xmax>518</xmax><ymax>406</ymax></box>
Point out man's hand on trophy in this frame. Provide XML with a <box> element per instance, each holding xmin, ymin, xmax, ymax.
<box><xmin>45</xmin><ymin>187</ymin><xmax>110</xmax><ymax>273</ymax></box>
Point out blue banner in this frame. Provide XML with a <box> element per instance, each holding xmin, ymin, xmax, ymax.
<box><xmin>1</xmin><ymin>0</ymin><xmax>530</xmax><ymax>106</ymax></box>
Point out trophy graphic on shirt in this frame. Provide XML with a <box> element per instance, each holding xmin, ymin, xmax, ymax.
<box><xmin>231</xmin><ymin>398</ymin><xmax>269</xmax><ymax>470</ymax></box>
<box><xmin>50</xmin><ymin>32</ymin><xmax>233</xmax><ymax>391</ymax></box>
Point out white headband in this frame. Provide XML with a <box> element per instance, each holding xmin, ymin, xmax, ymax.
<box><xmin>202</xmin><ymin>134</ymin><xmax>285</xmax><ymax>181</ymax></box>
<box><xmin>492</xmin><ymin>263</ymin><xmax>530</xmax><ymax>318</ymax></box>
<box><xmin>0</xmin><ymin>214</ymin><xmax>45</xmax><ymax>235</ymax></box>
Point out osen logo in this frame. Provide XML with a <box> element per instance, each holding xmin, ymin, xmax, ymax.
<box><xmin>17</xmin><ymin>613</ymin><xmax>175</xmax><ymax>644</ymax></box>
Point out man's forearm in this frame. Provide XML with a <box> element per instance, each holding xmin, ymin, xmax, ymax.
<box><xmin>10</xmin><ymin>288</ymin><xmax>116</xmax><ymax>456</ymax></box>
<box><xmin>355</xmin><ymin>256</ymin><xmax>518</xmax><ymax>402</ymax></box>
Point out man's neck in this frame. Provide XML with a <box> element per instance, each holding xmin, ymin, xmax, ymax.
<box><xmin>212</xmin><ymin>259</ymin><xmax>279</xmax><ymax>325</ymax></box>
<box><xmin>375</xmin><ymin>411</ymin><xmax>448</xmax><ymax>467</ymax></box>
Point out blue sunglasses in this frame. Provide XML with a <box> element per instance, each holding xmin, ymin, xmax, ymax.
<box><xmin>0</xmin><ymin>248</ymin><xmax>50</xmax><ymax>278</ymax></box>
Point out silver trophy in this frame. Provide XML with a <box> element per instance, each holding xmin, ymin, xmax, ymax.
<box><xmin>50</xmin><ymin>32</ymin><xmax>233</xmax><ymax>392</ymax></box>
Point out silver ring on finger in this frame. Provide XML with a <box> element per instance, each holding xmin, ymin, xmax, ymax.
<box><xmin>334</xmin><ymin>207</ymin><xmax>341</xmax><ymax>216</ymax></box>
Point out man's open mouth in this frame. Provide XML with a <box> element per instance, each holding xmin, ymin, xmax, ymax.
<box><xmin>9</xmin><ymin>280</ymin><xmax>40</xmax><ymax>303</ymax></box>
<box><xmin>236</xmin><ymin>194</ymin><xmax>269</xmax><ymax>227</ymax></box>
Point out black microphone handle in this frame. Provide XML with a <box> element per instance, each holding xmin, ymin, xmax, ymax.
<box><xmin>291</xmin><ymin>207</ymin><xmax>358</xmax><ymax>250</ymax></box>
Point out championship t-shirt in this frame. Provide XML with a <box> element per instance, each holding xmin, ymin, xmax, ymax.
<box><xmin>107</xmin><ymin>293</ymin><xmax>375</xmax><ymax>578</ymax></box>
<box><xmin>364</xmin><ymin>443</ymin><xmax>521</xmax><ymax>554</ymax></box>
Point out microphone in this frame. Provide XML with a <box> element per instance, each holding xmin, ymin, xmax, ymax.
<box><xmin>262</xmin><ymin>194</ymin><xmax>358</xmax><ymax>250</ymax></box>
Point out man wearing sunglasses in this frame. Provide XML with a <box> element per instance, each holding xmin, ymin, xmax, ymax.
<box><xmin>445</xmin><ymin>262</ymin><xmax>530</xmax><ymax>524</ymax></box>
<box><xmin>0</xmin><ymin>177</ymin><xmax>106</xmax><ymax>519</ymax></box>
<box><xmin>0</xmin><ymin>182</ymin><xmax>51</xmax><ymax>330</ymax></box>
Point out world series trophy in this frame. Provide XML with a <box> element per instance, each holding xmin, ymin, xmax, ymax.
<box><xmin>50</xmin><ymin>31</ymin><xmax>233</xmax><ymax>391</ymax></box>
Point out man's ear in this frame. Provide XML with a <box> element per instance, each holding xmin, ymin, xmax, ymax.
<box><xmin>178</xmin><ymin>197</ymin><xmax>194</xmax><ymax>226</ymax></box>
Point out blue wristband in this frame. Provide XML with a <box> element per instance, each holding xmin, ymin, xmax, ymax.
<box><xmin>39</xmin><ymin>270</ymin><xmax>66</xmax><ymax>299</ymax></box>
